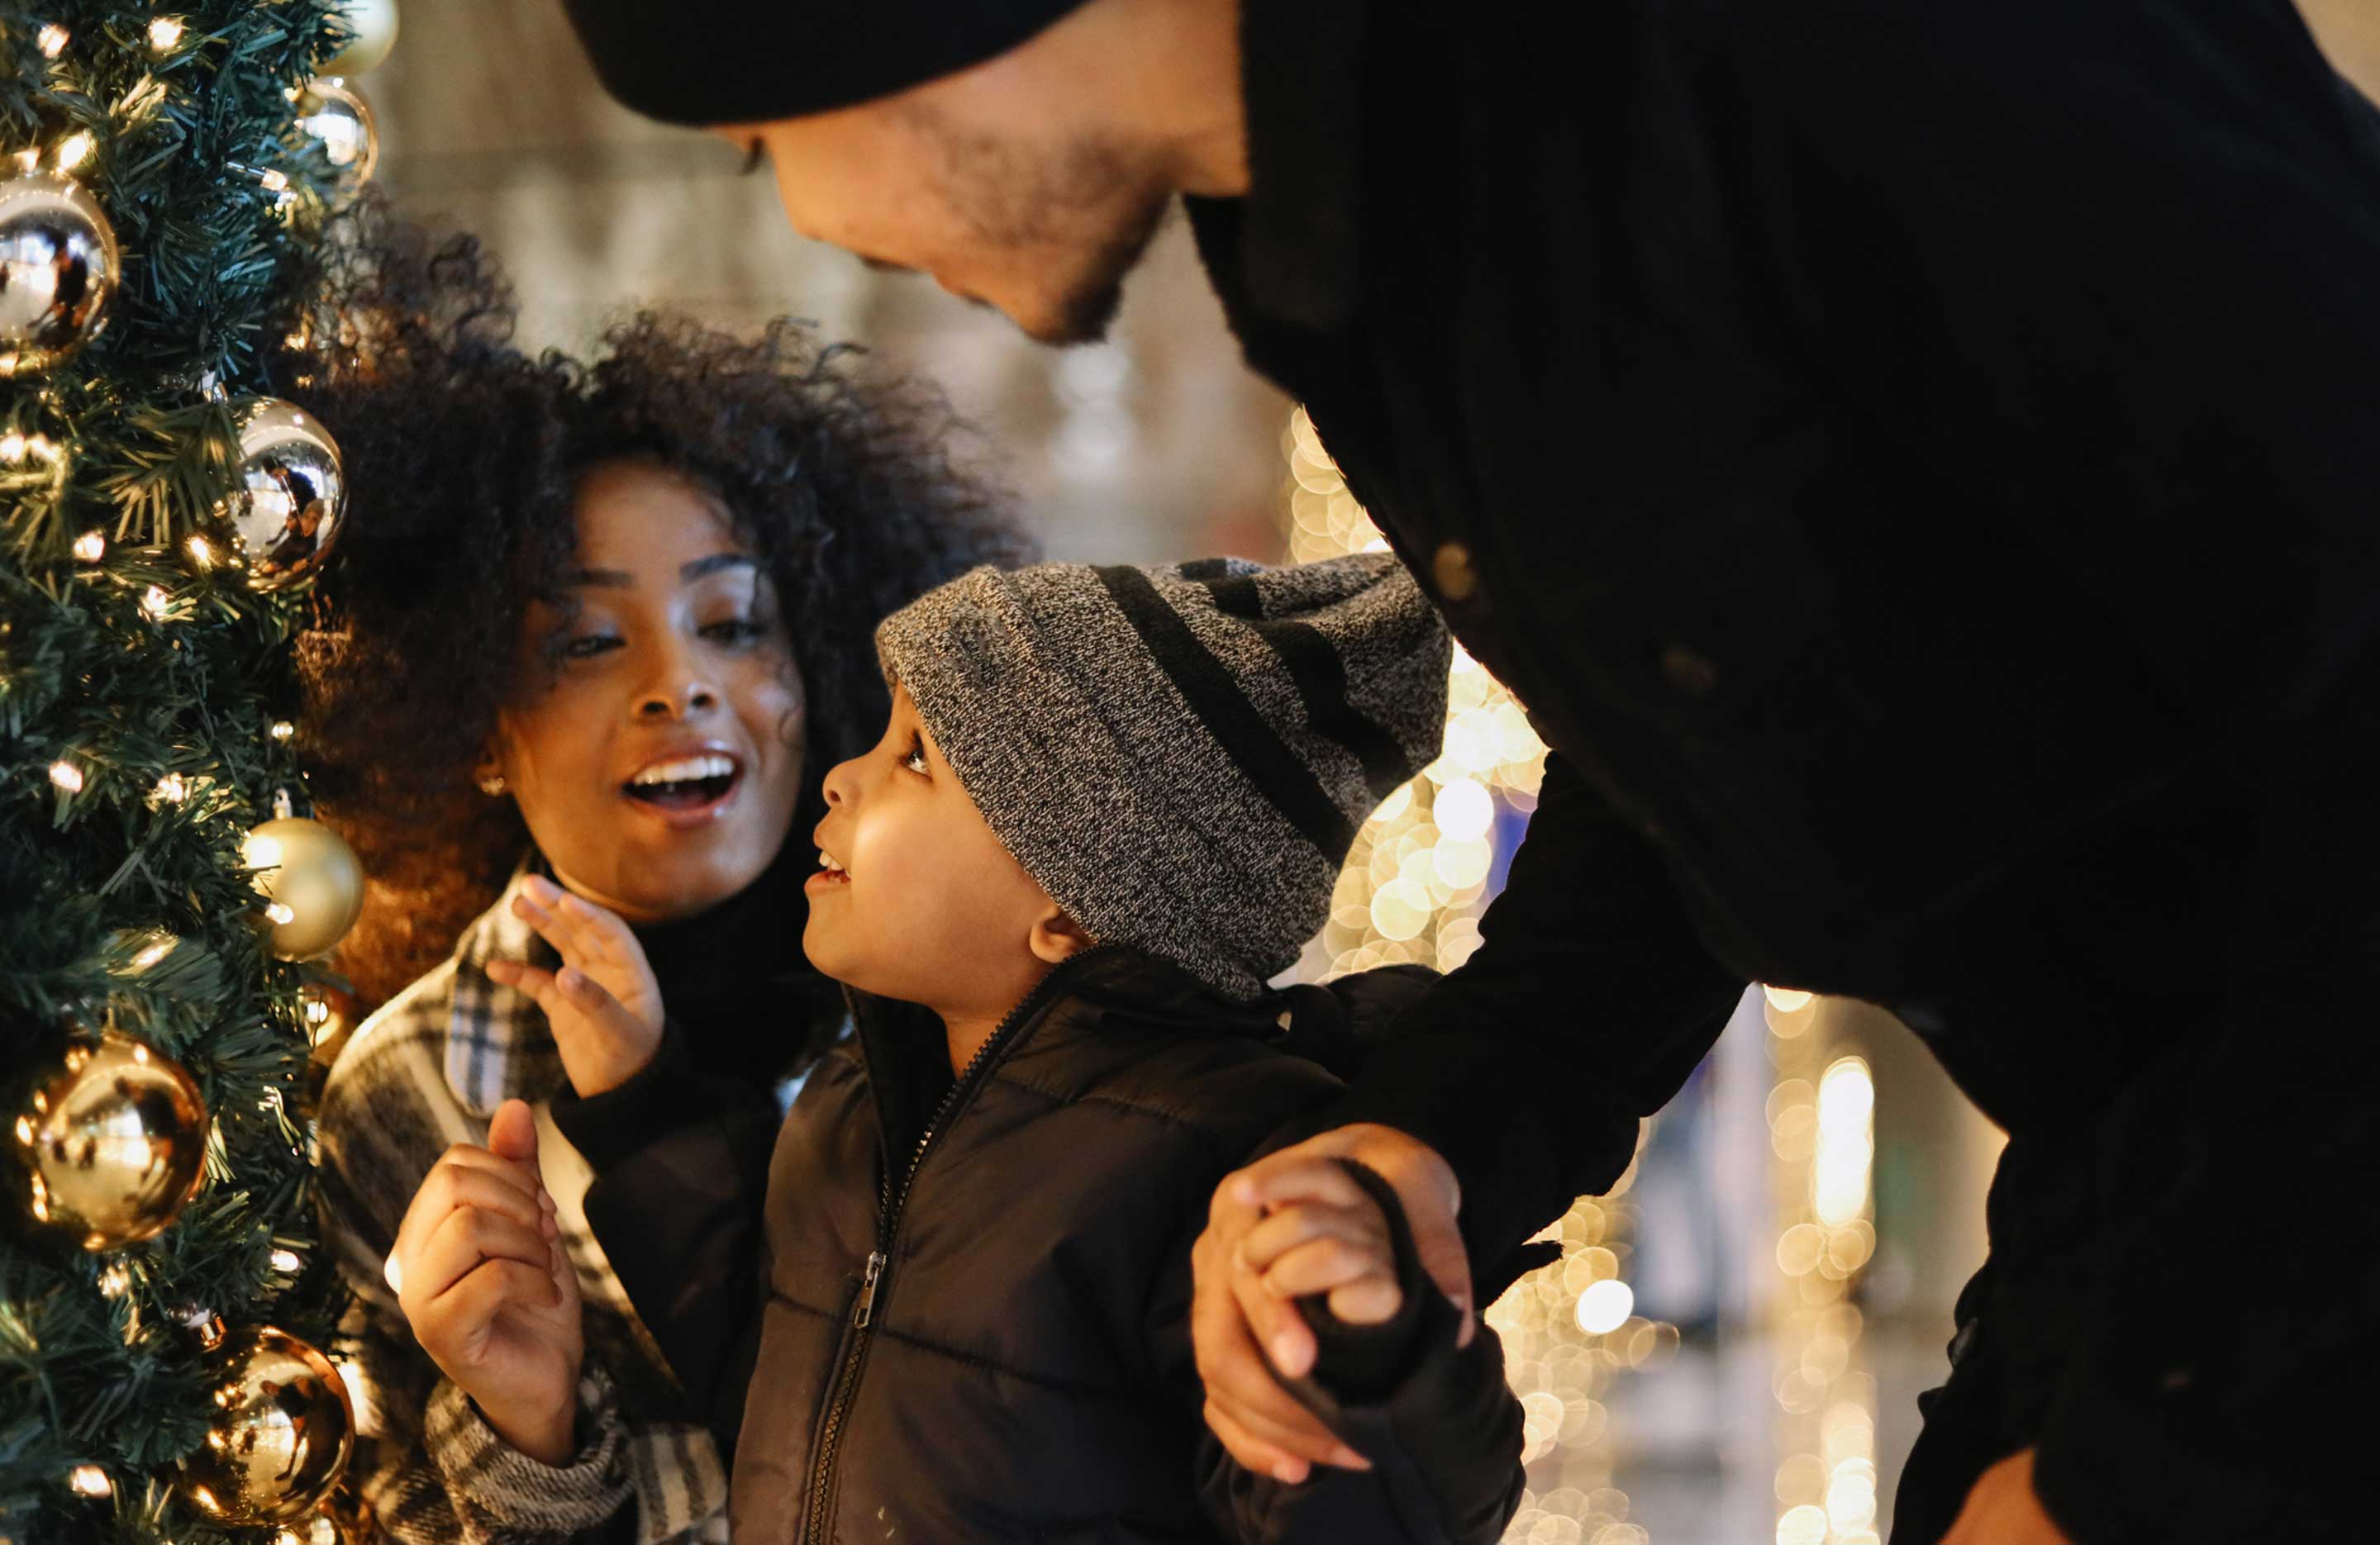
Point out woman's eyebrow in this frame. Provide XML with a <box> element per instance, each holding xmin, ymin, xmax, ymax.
<box><xmin>682</xmin><ymin>554</ymin><xmax>758</xmax><ymax>581</ymax></box>
<box><xmin>565</xmin><ymin>568</ymin><xmax>633</xmax><ymax>589</ymax></box>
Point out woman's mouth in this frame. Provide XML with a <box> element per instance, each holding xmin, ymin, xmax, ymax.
<box><xmin>621</xmin><ymin>752</ymin><xmax>743</xmax><ymax>825</ymax></box>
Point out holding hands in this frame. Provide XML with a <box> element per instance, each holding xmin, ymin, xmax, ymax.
<box><xmin>486</xmin><ymin>874</ymin><xmax>664</xmax><ymax>1098</ymax></box>
<box><xmin>390</xmin><ymin>1099</ymin><xmax>583</xmax><ymax>1464</ymax></box>
<box><xmin>1191</xmin><ymin>1124</ymin><xmax>1470</xmax><ymax>1482</ymax></box>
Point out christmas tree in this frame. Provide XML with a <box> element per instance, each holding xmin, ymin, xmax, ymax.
<box><xmin>0</xmin><ymin>3</ymin><xmax>394</xmax><ymax>1540</ymax></box>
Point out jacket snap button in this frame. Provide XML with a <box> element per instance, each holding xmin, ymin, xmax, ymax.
<box><xmin>1431</xmin><ymin>541</ymin><xmax>1478</xmax><ymax>603</ymax></box>
<box><xmin>1659</xmin><ymin>644</ymin><xmax>1719</xmax><ymax>697</ymax></box>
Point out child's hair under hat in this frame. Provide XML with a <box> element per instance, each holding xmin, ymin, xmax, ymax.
<box><xmin>875</xmin><ymin>554</ymin><xmax>1450</xmax><ymax>999</ymax></box>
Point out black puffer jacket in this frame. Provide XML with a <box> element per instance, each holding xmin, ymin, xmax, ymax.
<box><xmin>616</xmin><ymin>946</ymin><xmax>1527</xmax><ymax>1544</ymax></box>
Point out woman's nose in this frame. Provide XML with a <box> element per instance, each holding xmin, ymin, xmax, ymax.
<box><xmin>637</xmin><ymin>683</ymin><xmax>717</xmax><ymax>719</ymax></box>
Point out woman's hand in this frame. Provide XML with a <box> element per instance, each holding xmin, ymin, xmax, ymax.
<box><xmin>390</xmin><ymin>1100</ymin><xmax>584</xmax><ymax>1464</ymax></box>
<box><xmin>486</xmin><ymin>874</ymin><xmax>664</xmax><ymax>1097</ymax></box>
<box><xmin>1943</xmin><ymin>1450</ymin><xmax>2071</xmax><ymax>1544</ymax></box>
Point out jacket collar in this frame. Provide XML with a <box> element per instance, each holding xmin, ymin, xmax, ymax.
<box><xmin>444</xmin><ymin>858</ymin><xmax>567</xmax><ymax>1118</ymax></box>
<box><xmin>1188</xmin><ymin>0</ymin><xmax>1369</xmax><ymax>332</ymax></box>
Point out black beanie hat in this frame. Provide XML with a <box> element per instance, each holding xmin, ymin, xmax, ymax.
<box><xmin>559</xmin><ymin>0</ymin><xmax>1092</xmax><ymax>126</ymax></box>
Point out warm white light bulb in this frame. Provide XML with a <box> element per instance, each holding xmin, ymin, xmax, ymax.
<box><xmin>148</xmin><ymin>17</ymin><xmax>185</xmax><ymax>51</ymax></box>
<box><xmin>36</xmin><ymin>25</ymin><xmax>69</xmax><ymax>59</ymax></box>
<box><xmin>71</xmin><ymin>529</ymin><xmax>105</xmax><ymax>563</ymax></box>
<box><xmin>48</xmin><ymin>760</ymin><xmax>83</xmax><ymax>793</ymax></box>
<box><xmin>185</xmin><ymin>534</ymin><xmax>213</xmax><ymax>569</ymax></box>
<box><xmin>68</xmin><ymin>1464</ymin><xmax>110</xmax><ymax>1498</ymax></box>
<box><xmin>140</xmin><ymin>585</ymin><xmax>170</xmax><ymax>619</ymax></box>
<box><xmin>54</xmin><ymin>131</ymin><xmax>92</xmax><ymax>171</ymax></box>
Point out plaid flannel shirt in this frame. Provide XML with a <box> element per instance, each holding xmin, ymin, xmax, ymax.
<box><xmin>317</xmin><ymin>864</ymin><xmax>733</xmax><ymax>1545</ymax></box>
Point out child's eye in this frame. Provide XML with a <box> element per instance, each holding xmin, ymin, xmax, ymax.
<box><xmin>563</xmin><ymin>634</ymin><xmax>622</xmax><ymax>660</ymax></box>
<box><xmin>901</xmin><ymin>735</ymin><xmax>928</xmax><ymax>776</ymax></box>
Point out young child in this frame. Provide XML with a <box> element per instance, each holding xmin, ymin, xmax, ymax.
<box><xmin>458</xmin><ymin>553</ymin><xmax>1528</xmax><ymax>1543</ymax></box>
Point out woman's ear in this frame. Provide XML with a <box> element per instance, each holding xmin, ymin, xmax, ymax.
<box><xmin>1026</xmin><ymin>906</ymin><xmax>1094</xmax><ymax>967</ymax></box>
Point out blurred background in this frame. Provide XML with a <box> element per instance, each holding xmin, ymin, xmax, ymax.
<box><xmin>345</xmin><ymin>4</ymin><xmax>2380</xmax><ymax>1542</ymax></box>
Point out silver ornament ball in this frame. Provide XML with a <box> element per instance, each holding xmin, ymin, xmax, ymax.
<box><xmin>0</xmin><ymin>172</ymin><xmax>119</xmax><ymax>377</ymax></box>
<box><xmin>223</xmin><ymin>399</ymin><xmax>346</xmax><ymax>592</ymax></box>
<box><xmin>294</xmin><ymin>78</ymin><xmax>378</xmax><ymax>188</ymax></box>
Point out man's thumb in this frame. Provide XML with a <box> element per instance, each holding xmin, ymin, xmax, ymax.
<box><xmin>488</xmin><ymin>1097</ymin><xmax>540</xmax><ymax>1171</ymax></box>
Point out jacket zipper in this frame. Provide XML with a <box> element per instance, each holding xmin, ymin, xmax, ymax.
<box><xmin>795</xmin><ymin>948</ymin><xmax>1116</xmax><ymax>1541</ymax></box>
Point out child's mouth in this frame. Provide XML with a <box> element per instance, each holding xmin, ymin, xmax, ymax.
<box><xmin>621</xmin><ymin>753</ymin><xmax>742</xmax><ymax>815</ymax></box>
<box><xmin>807</xmin><ymin>849</ymin><xmax>850</xmax><ymax>890</ymax></box>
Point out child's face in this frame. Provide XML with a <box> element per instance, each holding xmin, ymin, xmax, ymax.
<box><xmin>487</xmin><ymin>460</ymin><xmax>808</xmax><ymax>924</ymax></box>
<box><xmin>805</xmin><ymin>683</ymin><xmax>1075</xmax><ymax>1016</ymax></box>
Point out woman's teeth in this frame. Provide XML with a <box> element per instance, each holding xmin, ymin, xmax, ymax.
<box><xmin>624</xmin><ymin>753</ymin><xmax>739</xmax><ymax>808</ymax></box>
<box><xmin>816</xmin><ymin>850</ymin><xmax>849</xmax><ymax>879</ymax></box>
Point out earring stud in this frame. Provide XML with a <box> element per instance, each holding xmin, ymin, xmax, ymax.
<box><xmin>477</xmin><ymin>772</ymin><xmax>507</xmax><ymax>796</ymax></box>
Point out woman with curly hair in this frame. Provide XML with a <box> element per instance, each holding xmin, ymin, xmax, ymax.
<box><xmin>292</xmin><ymin>212</ymin><xmax>1030</xmax><ymax>1545</ymax></box>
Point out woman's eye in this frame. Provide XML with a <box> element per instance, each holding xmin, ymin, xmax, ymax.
<box><xmin>901</xmin><ymin>738</ymin><xmax>929</xmax><ymax>776</ymax></box>
<box><xmin>701</xmin><ymin>616</ymin><xmax>767</xmax><ymax>645</ymax></box>
<box><xmin>563</xmin><ymin>634</ymin><xmax>622</xmax><ymax>660</ymax></box>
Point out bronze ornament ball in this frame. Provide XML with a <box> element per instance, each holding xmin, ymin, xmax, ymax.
<box><xmin>221</xmin><ymin>399</ymin><xmax>346</xmax><ymax>592</ymax></box>
<box><xmin>0</xmin><ymin>172</ymin><xmax>119</xmax><ymax>377</ymax></box>
<box><xmin>242</xmin><ymin>817</ymin><xmax>365</xmax><ymax>961</ymax></box>
<box><xmin>3</xmin><ymin>1027</ymin><xmax>210</xmax><ymax>1252</ymax></box>
<box><xmin>175</xmin><ymin>1325</ymin><xmax>355</xmax><ymax>1524</ymax></box>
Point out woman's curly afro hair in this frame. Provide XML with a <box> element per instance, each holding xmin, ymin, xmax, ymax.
<box><xmin>278</xmin><ymin>198</ymin><xmax>1034</xmax><ymax>1008</ymax></box>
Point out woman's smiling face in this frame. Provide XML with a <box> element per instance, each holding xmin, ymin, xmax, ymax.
<box><xmin>485</xmin><ymin>459</ymin><xmax>807</xmax><ymax>923</ymax></box>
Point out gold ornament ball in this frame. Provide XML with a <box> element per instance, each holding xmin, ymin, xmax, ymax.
<box><xmin>221</xmin><ymin>397</ymin><xmax>346</xmax><ymax>592</ymax></box>
<box><xmin>177</xmin><ymin>1326</ymin><xmax>355</xmax><ymax>1524</ymax></box>
<box><xmin>3</xmin><ymin>1028</ymin><xmax>210</xmax><ymax>1252</ymax></box>
<box><xmin>294</xmin><ymin>78</ymin><xmax>379</xmax><ymax>188</ymax></box>
<box><xmin>244</xmin><ymin>818</ymin><xmax>365</xmax><ymax>962</ymax></box>
<box><xmin>318</xmin><ymin>0</ymin><xmax>399</xmax><ymax>76</ymax></box>
<box><xmin>0</xmin><ymin>172</ymin><xmax>119</xmax><ymax>378</ymax></box>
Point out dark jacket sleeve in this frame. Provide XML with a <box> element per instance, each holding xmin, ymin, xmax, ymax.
<box><xmin>1319</xmin><ymin>754</ymin><xmax>1745</xmax><ymax>1275</ymax></box>
<box><xmin>1192</xmin><ymin>1162</ymin><xmax>1526</xmax><ymax>1545</ymax></box>
<box><xmin>551</xmin><ymin>1022</ymin><xmax>781</xmax><ymax>1459</ymax></box>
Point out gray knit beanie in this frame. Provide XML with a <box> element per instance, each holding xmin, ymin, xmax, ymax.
<box><xmin>876</xmin><ymin>554</ymin><xmax>1450</xmax><ymax>1000</ymax></box>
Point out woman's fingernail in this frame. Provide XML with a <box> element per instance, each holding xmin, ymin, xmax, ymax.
<box><xmin>1269</xmin><ymin>1333</ymin><xmax>1304</xmax><ymax>1372</ymax></box>
<box><xmin>1273</xmin><ymin>1458</ymin><xmax>1307</xmax><ymax>1484</ymax></box>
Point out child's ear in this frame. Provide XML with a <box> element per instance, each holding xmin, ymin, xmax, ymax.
<box><xmin>1027</xmin><ymin>906</ymin><xmax>1094</xmax><ymax>967</ymax></box>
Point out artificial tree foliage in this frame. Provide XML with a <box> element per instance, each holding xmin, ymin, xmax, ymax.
<box><xmin>0</xmin><ymin>3</ymin><xmax>364</xmax><ymax>1539</ymax></box>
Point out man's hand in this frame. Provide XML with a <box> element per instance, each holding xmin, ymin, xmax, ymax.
<box><xmin>1190</xmin><ymin>1124</ymin><xmax>1466</xmax><ymax>1482</ymax></box>
<box><xmin>485</xmin><ymin>875</ymin><xmax>664</xmax><ymax>1097</ymax></box>
<box><xmin>390</xmin><ymin>1099</ymin><xmax>585</xmax><ymax>1465</ymax></box>
<box><xmin>1943</xmin><ymin>1450</ymin><xmax>2071</xmax><ymax>1545</ymax></box>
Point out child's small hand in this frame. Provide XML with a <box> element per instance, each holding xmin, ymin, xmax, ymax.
<box><xmin>486</xmin><ymin>875</ymin><xmax>664</xmax><ymax>1097</ymax></box>
<box><xmin>390</xmin><ymin>1100</ymin><xmax>584</xmax><ymax>1464</ymax></box>
<box><xmin>1235</xmin><ymin>1164</ymin><xmax>1403</xmax><ymax>1329</ymax></box>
